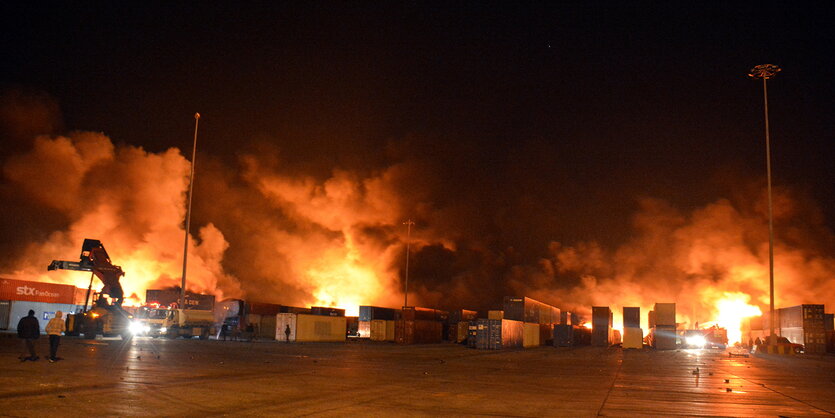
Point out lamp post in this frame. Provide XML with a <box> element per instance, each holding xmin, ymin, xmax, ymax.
<box><xmin>748</xmin><ymin>64</ymin><xmax>780</xmax><ymax>346</ymax></box>
<box><xmin>403</xmin><ymin>219</ymin><xmax>415</xmax><ymax>308</ymax></box>
<box><xmin>180</xmin><ymin>112</ymin><xmax>200</xmax><ymax>309</ymax></box>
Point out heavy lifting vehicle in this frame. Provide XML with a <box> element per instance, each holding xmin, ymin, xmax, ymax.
<box><xmin>48</xmin><ymin>239</ymin><xmax>133</xmax><ymax>340</ymax></box>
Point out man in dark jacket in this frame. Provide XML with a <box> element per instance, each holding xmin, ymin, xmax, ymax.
<box><xmin>17</xmin><ymin>309</ymin><xmax>40</xmax><ymax>361</ymax></box>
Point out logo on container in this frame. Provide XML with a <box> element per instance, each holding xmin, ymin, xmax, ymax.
<box><xmin>16</xmin><ymin>285</ymin><xmax>60</xmax><ymax>298</ymax></box>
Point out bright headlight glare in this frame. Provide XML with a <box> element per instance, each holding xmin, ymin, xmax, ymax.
<box><xmin>129</xmin><ymin>321</ymin><xmax>144</xmax><ymax>335</ymax></box>
<box><xmin>686</xmin><ymin>335</ymin><xmax>707</xmax><ymax>348</ymax></box>
<box><xmin>160</xmin><ymin>327</ymin><xmax>167</xmax><ymax>334</ymax></box>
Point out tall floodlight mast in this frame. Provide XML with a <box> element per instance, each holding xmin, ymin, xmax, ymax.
<box><xmin>748</xmin><ymin>64</ymin><xmax>780</xmax><ymax>346</ymax></box>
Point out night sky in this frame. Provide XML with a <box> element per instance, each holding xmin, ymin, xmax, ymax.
<box><xmin>1</xmin><ymin>3</ymin><xmax>833</xmax><ymax>310</ymax></box>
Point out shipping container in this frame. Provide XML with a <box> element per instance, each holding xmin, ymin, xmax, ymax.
<box><xmin>395</xmin><ymin>319</ymin><xmax>443</xmax><ymax>344</ymax></box>
<box><xmin>385</xmin><ymin>319</ymin><xmax>395</xmax><ymax>341</ymax></box>
<box><xmin>310</xmin><ymin>306</ymin><xmax>346</xmax><ymax>317</ymax></box>
<box><xmin>370</xmin><ymin>319</ymin><xmax>387</xmax><ymax>341</ymax></box>
<box><xmin>295</xmin><ymin>314</ymin><xmax>346</xmax><ymax>342</ymax></box>
<box><xmin>824</xmin><ymin>313</ymin><xmax>833</xmax><ymax>331</ymax></box>
<box><xmin>648</xmin><ymin>310</ymin><xmax>655</xmax><ymax>328</ymax></box>
<box><xmin>467</xmin><ymin>322</ymin><xmax>478</xmax><ymax>348</ymax></box>
<box><xmin>623</xmin><ymin>307</ymin><xmax>640</xmax><ymax>328</ymax></box>
<box><xmin>0</xmin><ymin>300</ymin><xmax>9</xmax><ymax>330</ymax></box>
<box><xmin>553</xmin><ymin>324</ymin><xmax>574</xmax><ymax>347</ymax></box>
<box><xmin>778</xmin><ymin>304</ymin><xmax>826</xmax><ymax>354</ymax></box>
<box><xmin>827</xmin><ymin>330</ymin><xmax>835</xmax><ymax>354</ymax></box>
<box><xmin>592</xmin><ymin>307</ymin><xmax>613</xmax><ymax>347</ymax></box>
<box><xmin>398</xmin><ymin>307</ymin><xmax>448</xmax><ymax>321</ymax></box>
<box><xmin>145</xmin><ymin>289</ymin><xmax>215</xmax><ymax>310</ymax></box>
<box><xmin>502</xmin><ymin>296</ymin><xmax>560</xmax><ymax>324</ymax></box>
<box><xmin>358</xmin><ymin>320</ymin><xmax>371</xmax><ymax>338</ymax></box>
<box><xmin>0</xmin><ymin>277</ymin><xmax>76</xmax><ymax>304</ymax></box>
<box><xmin>488</xmin><ymin>310</ymin><xmax>504</xmax><ymax>320</ymax></box>
<box><xmin>4</xmin><ymin>300</ymin><xmax>78</xmax><ymax>332</ymax></box>
<box><xmin>539</xmin><ymin>323</ymin><xmax>553</xmax><ymax>346</ymax></box>
<box><xmin>449</xmin><ymin>309</ymin><xmax>478</xmax><ymax>323</ymax></box>
<box><xmin>623</xmin><ymin>327</ymin><xmax>643</xmax><ymax>349</ymax></box>
<box><xmin>275</xmin><ymin>313</ymin><xmax>297</xmax><ymax>342</ymax></box>
<box><xmin>653</xmin><ymin>325</ymin><xmax>677</xmax><ymax>350</ymax></box>
<box><xmin>358</xmin><ymin>306</ymin><xmax>396</xmax><ymax>322</ymax></box>
<box><xmin>258</xmin><ymin>314</ymin><xmax>276</xmax><ymax>339</ymax></box>
<box><xmin>654</xmin><ymin>303</ymin><xmax>676</xmax><ymax>326</ymax></box>
<box><xmin>247</xmin><ymin>302</ymin><xmax>283</xmax><ymax>316</ymax></box>
<box><xmin>472</xmin><ymin>319</ymin><xmax>523</xmax><ymax>350</ymax></box>
<box><xmin>454</xmin><ymin>321</ymin><xmax>469</xmax><ymax>343</ymax></box>
<box><xmin>523</xmin><ymin>323</ymin><xmax>540</xmax><ymax>348</ymax></box>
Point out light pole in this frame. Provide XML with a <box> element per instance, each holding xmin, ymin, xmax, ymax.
<box><xmin>180</xmin><ymin>112</ymin><xmax>200</xmax><ymax>309</ymax></box>
<box><xmin>748</xmin><ymin>64</ymin><xmax>780</xmax><ymax>346</ymax></box>
<box><xmin>403</xmin><ymin>219</ymin><xmax>415</xmax><ymax>308</ymax></box>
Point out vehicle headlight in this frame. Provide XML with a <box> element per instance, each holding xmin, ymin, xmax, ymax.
<box><xmin>160</xmin><ymin>327</ymin><xmax>167</xmax><ymax>334</ymax></box>
<box><xmin>129</xmin><ymin>321</ymin><xmax>145</xmax><ymax>335</ymax></box>
<box><xmin>686</xmin><ymin>335</ymin><xmax>707</xmax><ymax>348</ymax></box>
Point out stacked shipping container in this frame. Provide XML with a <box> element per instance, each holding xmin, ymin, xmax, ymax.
<box><xmin>591</xmin><ymin>306</ymin><xmax>613</xmax><ymax>347</ymax></box>
<box><xmin>622</xmin><ymin>306</ymin><xmax>643</xmax><ymax>349</ymax></box>
<box><xmin>358</xmin><ymin>306</ymin><xmax>396</xmax><ymax>338</ymax></box>
<box><xmin>0</xmin><ymin>278</ymin><xmax>83</xmax><ymax>332</ymax></box>
<box><xmin>394</xmin><ymin>307</ymin><xmax>445</xmax><ymax>344</ymax></box>
<box><xmin>502</xmin><ymin>296</ymin><xmax>560</xmax><ymax>347</ymax></box>
<box><xmin>651</xmin><ymin>303</ymin><xmax>676</xmax><ymax>350</ymax></box>
<box><xmin>779</xmin><ymin>305</ymin><xmax>826</xmax><ymax>354</ymax></box>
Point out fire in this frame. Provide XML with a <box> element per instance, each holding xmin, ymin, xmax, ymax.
<box><xmin>582</xmin><ymin>322</ymin><xmax>593</xmax><ymax>330</ymax></box>
<box><xmin>714</xmin><ymin>292</ymin><xmax>761</xmax><ymax>344</ymax></box>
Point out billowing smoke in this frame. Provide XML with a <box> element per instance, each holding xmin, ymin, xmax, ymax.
<box><xmin>1</xmin><ymin>92</ymin><xmax>833</xmax><ymax>323</ymax></box>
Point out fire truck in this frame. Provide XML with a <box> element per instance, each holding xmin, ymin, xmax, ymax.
<box><xmin>48</xmin><ymin>239</ymin><xmax>133</xmax><ymax>340</ymax></box>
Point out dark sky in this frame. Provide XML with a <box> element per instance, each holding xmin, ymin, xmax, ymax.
<box><xmin>1</xmin><ymin>3</ymin><xmax>833</xmax><ymax>307</ymax></box>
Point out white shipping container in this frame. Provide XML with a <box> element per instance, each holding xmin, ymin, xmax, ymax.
<box><xmin>275</xmin><ymin>313</ymin><xmax>297</xmax><ymax>342</ymax></box>
<box><xmin>4</xmin><ymin>301</ymin><xmax>77</xmax><ymax>333</ymax></box>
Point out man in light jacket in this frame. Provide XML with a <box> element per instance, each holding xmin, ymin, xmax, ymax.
<box><xmin>17</xmin><ymin>309</ymin><xmax>40</xmax><ymax>362</ymax></box>
<box><xmin>46</xmin><ymin>311</ymin><xmax>67</xmax><ymax>362</ymax></box>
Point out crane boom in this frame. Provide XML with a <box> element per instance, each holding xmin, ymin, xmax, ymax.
<box><xmin>48</xmin><ymin>239</ymin><xmax>125</xmax><ymax>306</ymax></box>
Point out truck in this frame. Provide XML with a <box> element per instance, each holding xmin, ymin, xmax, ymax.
<box><xmin>161</xmin><ymin>308</ymin><xmax>214</xmax><ymax>339</ymax></box>
<box><xmin>48</xmin><ymin>239</ymin><xmax>133</xmax><ymax>340</ymax></box>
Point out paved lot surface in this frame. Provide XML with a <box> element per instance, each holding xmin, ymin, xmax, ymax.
<box><xmin>1</xmin><ymin>334</ymin><xmax>834</xmax><ymax>417</ymax></box>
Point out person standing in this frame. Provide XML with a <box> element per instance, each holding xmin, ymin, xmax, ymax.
<box><xmin>17</xmin><ymin>309</ymin><xmax>40</xmax><ymax>362</ymax></box>
<box><xmin>284</xmin><ymin>324</ymin><xmax>291</xmax><ymax>342</ymax></box>
<box><xmin>46</xmin><ymin>311</ymin><xmax>66</xmax><ymax>362</ymax></box>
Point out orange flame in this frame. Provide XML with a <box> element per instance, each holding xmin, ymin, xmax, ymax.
<box><xmin>714</xmin><ymin>292</ymin><xmax>761</xmax><ymax>344</ymax></box>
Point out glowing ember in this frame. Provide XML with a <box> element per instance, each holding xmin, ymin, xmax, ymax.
<box><xmin>714</xmin><ymin>292</ymin><xmax>761</xmax><ymax>344</ymax></box>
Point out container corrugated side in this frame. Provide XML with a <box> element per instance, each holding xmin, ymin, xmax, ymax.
<box><xmin>258</xmin><ymin>314</ymin><xmax>277</xmax><ymax>339</ymax></box>
<box><xmin>385</xmin><ymin>320</ymin><xmax>395</xmax><ymax>341</ymax></box>
<box><xmin>370</xmin><ymin>319</ymin><xmax>387</xmax><ymax>341</ymax></box>
<box><xmin>553</xmin><ymin>324</ymin><xmax>573</xmax><ymax>347</ymax></box>
<box><xmin>358</xmin><ymin>320</ymin><xmax>371</xmax><ymax>338</ymax></box>
<box><xmin>592</xmin><ymin>306</ymin><xmax>612</xmax><ymax>326</ymax></box>
<box><xmin>488</xmin><ymin>310</ymin><xmax>504</xmax><ymax>320</ymax></box>
<box><xmin>295</xmin><ymin>314</ymin><xmax>346</xmax><ymax>342</ymax></box>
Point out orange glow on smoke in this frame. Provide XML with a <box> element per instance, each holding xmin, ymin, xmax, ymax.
<box><xmin>714</xmin><ymin>292</ymin><xmax>761</xmax><ymax>344</ymax></box>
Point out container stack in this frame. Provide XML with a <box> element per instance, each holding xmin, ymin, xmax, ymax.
<box><xmin>502</xmin><ymin>296</ymin><xmax>560</xmax><ymax>347</ymax></box>
<box><xmin>825</xmin><ymin>313</ymin><xmax>834</xmax><ymax>354</ymax></box>
<box><xmin>591</xmin><ymin>306</ymin><xmax>613</xmax><ymax>347</ymax></box>
<box><xmin>652</xmin><ymin>303</ymin><xmax>676</xmax><ymax>350</ymax></box>
<box><xmin>622</xmin><ymin>306</ymin><xmax>643</xmax><ymax>349</ymax></box>
<box><xmin>394</xmin><ymin>307</ymin><xmax>445</xmax><ymax>344</ymax></box>
<box><xmin>471</xmin><ymin>318</ymin><xmax>523</xmax><ymax>349</ymax></box>
<box><xmin>779</xmin><ymin>305</ymin><xmax>826</xmax><ymax>354</ymax></box>
<box><xmin>358</xmin><ymin>306</ymin><xmax>396</xmax><ymax>338</ymax></box>
<box><xmin>447</xmin><ymin>309</ymin><xmax>477</xmax><ymax>343</ymax></box>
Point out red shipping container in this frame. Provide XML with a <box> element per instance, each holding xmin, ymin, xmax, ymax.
<box><xmin>0</xmin><ymin>277</ymin><xmax>75</xmax><ymax>304</ymax></box>
<box><xmin>395</xmin><ymin>319</ymin><xmax>443</xmax><ymax>344</ymax></box>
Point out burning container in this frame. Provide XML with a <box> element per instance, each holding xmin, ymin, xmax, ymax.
<box><xmin>778</xmin><ymin>304</ymin><xmax>826</xmax><ymax>354</ymax></box>
<box><xmin>591</xmin><ymin>306</ymin><xmax>613</xmax><ymax>347</ymax></box>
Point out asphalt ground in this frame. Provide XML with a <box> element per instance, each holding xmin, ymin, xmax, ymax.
<box><xmin>1</xmin><ymin>334</ymin><xmax>834</xmax><ymax>417</ymax></box>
